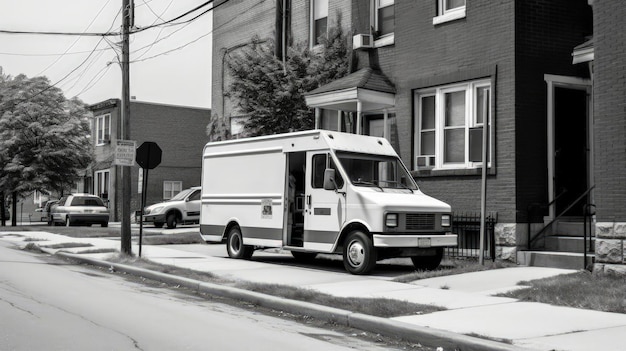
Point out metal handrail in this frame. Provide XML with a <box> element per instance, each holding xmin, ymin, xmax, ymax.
<box><xmin>528</xmin><ymin>185</ymin><xmax>596</xmax><ymax>249</ymax></box>
<box><xmin>526</xmin><ymin>189</ymin><xmax>568</xmax><ymax>250</ymax></box>
<box><xmin>583</xmin><ymin>203</ymin><xmax>596</xmax><ymax>270</ymax></box>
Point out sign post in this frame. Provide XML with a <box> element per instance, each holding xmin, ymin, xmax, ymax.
<box><xmin>135</xmin><ymin>141</ymin><xmax>162</xmax><ymax>257</ymax></box>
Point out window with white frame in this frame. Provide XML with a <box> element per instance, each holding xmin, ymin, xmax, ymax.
<box><xmin>95</xmin><ymin>114</ymin><xmax>111</xmax><ymax>145</ymax></box>
<box><xmin>95</xmin><ymin>170</ymin><xmax>110</xmax><ymax>199</ymax></box>
<box><xmin>433</xmin><ymin>0</ymin><xmax>466</xmax><ymax>25</ymax></box>
<box><xmin>310</xmin><ymin>0</ymin><xmax>328</xmax><ymax>46</ymax></box>
<box><xmin>163</xmin><ymin>181</ymin><xmax>183</xmax><ymax>200</ymax></box>
<box><xmin>375</xmin><ymin>0</ymin><xmax>394</xmax><ymax>37</ymax></box>
<box><xmin>414</xmin><ymin>79</ymin><xmax>491</xmax><ymax>170</ymax></box>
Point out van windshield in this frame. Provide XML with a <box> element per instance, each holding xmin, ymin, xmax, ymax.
<box><xmin>335</xmin><ymin>151</ymin><xmax>418</xmax><ymax>191</ymax></box>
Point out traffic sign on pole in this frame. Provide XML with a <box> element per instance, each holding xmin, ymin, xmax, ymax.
<box><xmin>136</xmin><ymin>141</ymin><xmax>162</xmax><ymax>257</ymax></box>
<box><xmin>135</xmin><ymin>141</ymin><xmax>162</xmax><ymax>170</ymax></box>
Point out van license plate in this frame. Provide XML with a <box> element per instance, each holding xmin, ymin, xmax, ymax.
<box><xmin>418</xmin><ymin>238</ymin><xmax>431</xmax><ymax>247</ymax></box>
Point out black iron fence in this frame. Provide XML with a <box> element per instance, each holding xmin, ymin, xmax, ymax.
<box><xmin>445</xmin><ymin>212</ymin><xmax>497</xmax><ymax>260</ymax></box>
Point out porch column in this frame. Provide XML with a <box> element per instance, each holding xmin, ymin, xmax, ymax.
<box><xmin>315</xmin><ymin>108</ymin><xmax>321</xmax><ymax>129</ymax></box>
<box><xmin>337</xmin><ymin>110</ymin><xmax>342</xmax><ymax>132</ymax></box>
<box><xmin>383</xmin><ymin>109</ymin><xmax>389</xmax><ymax>139</ymax></box>
<box><xmin>356</xmin><ymin>100</ymin><xmax>362</xmax><ymax>135</ymax></box>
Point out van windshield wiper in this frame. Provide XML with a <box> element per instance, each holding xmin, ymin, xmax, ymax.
<box><xmin>352</xmin><ymin>179</ymin><xmax>384</xmax><ymax>192</ymax></box>
<box><xmin>378</xmin><ymin>180</ymin><xmax>414</xmax><ymax>193</ymax></box>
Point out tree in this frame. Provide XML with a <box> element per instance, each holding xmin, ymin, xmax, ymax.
<box><xmin>223</xmin><ymin>22</ymin><xmax>351</xmax><ymax>137</ymax></box>
<box><xmin>0</xmin><ymin>74</ymin><xmax>94</xmax><ymax>223</ymax></box>
<box><xmin>206</xmin><ymin>113</ymin><xmax>231</xmax><ymax>142</ymax></box>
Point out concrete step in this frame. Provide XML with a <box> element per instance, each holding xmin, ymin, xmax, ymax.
<box><xmin>545</xmin><ymin>236</ymin><xmax>594</xmax><ymax>252</ymax></box>
<box><xmin>517</xmin><ymin>250</ymin><xmax>594</xmax><ymax>270</ymax></box>
<box><xmin>554</xmin><ymin>221</ymin><xmax>594</xmax><ymax>237</ymax></box>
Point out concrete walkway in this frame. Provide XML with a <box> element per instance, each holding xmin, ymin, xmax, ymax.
<box><xmin>1</xmin><ymin>230</ymin><xmax>624</xmax><ymax>351</ymax></box>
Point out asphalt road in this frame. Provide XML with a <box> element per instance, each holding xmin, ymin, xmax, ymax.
<box><xmin>0</xmin><ymin>240</ymin><xmax>414</xmax><ymax>351</ymax></box>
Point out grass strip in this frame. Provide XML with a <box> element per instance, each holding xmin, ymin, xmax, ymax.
<box><xmin>498</xmin><ymin>270</ymin><xmax>626</xmax><ymax>313</ymax></box>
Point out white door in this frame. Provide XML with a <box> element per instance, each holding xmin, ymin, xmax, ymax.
<box><xmin>185</xmin><ymin>189</ymin><xmax>201</xmax><ymax>219</ymax></box>
<box><xmin>303</xmin><ymin>151</ymin><xmax>346</xmax><ymax>252</ymax></box>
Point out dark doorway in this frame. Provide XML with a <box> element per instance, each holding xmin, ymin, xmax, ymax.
<box><xmin>554</xmin><ymin>87</ymin><xmax>588</xmax><ymax>216</ymax></box>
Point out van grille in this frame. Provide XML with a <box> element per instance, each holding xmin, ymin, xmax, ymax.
<box><xmin>406</xmin><ymin>214</ymin><xmax>435</xmax><ymax>230</ymax></box>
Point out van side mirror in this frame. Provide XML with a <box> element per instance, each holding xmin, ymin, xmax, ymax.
<box><xmin>323</xmin><ymin>168</ymin><xmax>337</xmax><ymax>191</ymax></box>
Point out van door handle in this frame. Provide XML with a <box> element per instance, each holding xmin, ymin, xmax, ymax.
<box><xmin>306</xmin><ymin>195</ymin><xmax>311</xmax><ymax>206</ymax></box>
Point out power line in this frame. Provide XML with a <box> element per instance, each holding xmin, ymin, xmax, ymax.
<box><xmin>131</xmin><ymin>0</ymin><xmax>214</xmax><ymax>34</ymax></box>
<box><xmin>0</xmin><ymin>37</ymin><xmax>107</xmax><ymax>109</ymax></box>
<box><xmin>0</xmin><ymin>29</ymin><xmax>119</xmax><ymax>37</ymax></box>
<box><xmin>36</xmin><ymin>0</ymin><xmax>116</xmax><ymax>77</ymax></box>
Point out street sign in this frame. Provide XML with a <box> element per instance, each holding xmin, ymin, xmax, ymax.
<box><xmin>114</xmin><ymin>140</ymin><xmax>136</xmax><ymax>166</ymax></box>
<box><xmin>136</xmin><ymin>141</ymin><xmax>162</xmax><ymax>170</ymax></box>
<box><xmin>136</xmin><ymin>141</ymin><xmax>162</xmax><ymax>257</ymax></box>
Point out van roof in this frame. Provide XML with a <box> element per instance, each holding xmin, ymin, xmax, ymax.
<box><xmin>203</xmin><ymin>130</ymin><xmax>398</xmax><ymax>157</ymax></box>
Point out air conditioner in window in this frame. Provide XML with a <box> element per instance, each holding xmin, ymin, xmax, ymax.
<box><xmin>416</xmin><ymin>155</ymin><xmax>435</xmax><ymax>168</ymax></box>
<box><xmin>353</xmin><ymin>34</ymin><xmax>373</xmax><ymax>50</ymax></box>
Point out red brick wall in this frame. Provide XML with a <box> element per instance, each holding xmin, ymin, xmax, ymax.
<box><xmin>129</xmin><ymin>102</ymin><xmax>210</xmax><ymax>210</ymax></box>
<box><xmin>593</xmin><ymin>0</ymin><xmax>626</xmax><ymax>221</ymax></box>
<box><xmin>392</xmin><ymin>0</ymin><xmax>517</xmax><ymax>222</ymax></box>
<box><xmin>212</xmin><ymin>0</ymin><xmax>276</xmax><ymax>120</ymax></box>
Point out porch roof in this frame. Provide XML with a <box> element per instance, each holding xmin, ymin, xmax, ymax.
<box><xmin>304</xmin><ymin>68</ymin><xmax>396</xmax><ymax>112</ymax></box>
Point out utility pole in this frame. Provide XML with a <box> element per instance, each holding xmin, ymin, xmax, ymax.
<box><xmin>120</xmin><ymin>0</ymin><xmax>133</xmax><ymax>255</ymax></box>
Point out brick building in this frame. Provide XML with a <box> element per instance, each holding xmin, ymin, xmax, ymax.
<box><xmin>584</xmin><ymin>0</ymin><xmax>626</xmax><ymax>273</ymax></box>
<box><xmin>88</xmin><ymin>99</ymin><xmax>210</xmax><ymax>221</ymax></box>
<box><xmin>211</xmin><ymin>1</ymin><xmax>626</xmax><ymax>269</ymax></box>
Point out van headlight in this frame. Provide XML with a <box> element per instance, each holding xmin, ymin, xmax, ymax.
<box><xmin>385</xmin><ymin>213</ymin><xmax>398</xmax><ymax>227</ymax></box>
<box><xmin>441</xmin><ymin>214</ymin><xmax>451</xmax><ymax>227</ymax></box>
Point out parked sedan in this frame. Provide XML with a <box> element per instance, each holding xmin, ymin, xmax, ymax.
<box><xmin>50</xmin><ymin>194</ymin><xmax>109</xmax><ymax>227</ymax></box>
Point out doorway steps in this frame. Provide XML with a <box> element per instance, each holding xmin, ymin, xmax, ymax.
<box><xmin>517</xmin><ymin>221</ymin><xmax>594</xmax><ymax>270</ymax></box>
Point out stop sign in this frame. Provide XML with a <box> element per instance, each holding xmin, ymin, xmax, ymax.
<box><xmin>136</xmin><ymin>141</ymin><xmax>162</xmax><ymax>169</ymax></box>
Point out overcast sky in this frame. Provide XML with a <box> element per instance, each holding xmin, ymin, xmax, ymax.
<box><xmin>0</xmin><ymin>0</ymin><xmax>212</xmax><ymax>109</ymax></box>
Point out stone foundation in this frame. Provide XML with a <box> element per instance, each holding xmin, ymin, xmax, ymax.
<box><xmin>494</xmin><ymin>222</ymin><xmax>521</xmax><ymax>262</ymax></box>
<box><xmin>594</xmin><ymin>222</ymin><xmax>626</xmax><ymax>271</ymax></box>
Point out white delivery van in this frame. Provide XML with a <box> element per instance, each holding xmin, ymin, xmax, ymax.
<box><xmin>200</xmin><ymin>130</ymin><xmax>457</xmax><ymax>274</ymax></box>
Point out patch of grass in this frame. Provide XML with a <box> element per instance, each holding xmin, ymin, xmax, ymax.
<box><xmin>236</xmin><ymin>281</ymin><xmax>444</xmax><ymax>318</ymax></box>
<box><xmin>44</xmin><ymin>242</ymin><xmax>93</xmax><ymax>249</ymax></box>
<box><xmin>105</xmin><ymin>254</ymin><xmax>226</xmax><ymax>283</ymax></box>
<box><xmin>1</xmin><ymin>225</ymin><xmax>121</xmax><ymax>238</ymax></box>
<box><xmin>498</xmin><ymin>270</ymin><xmax>626</xmax><ymax>313</ymax></box>
<box><xmin>23</xmin><ymin>237</ymin><xmax>46</xmax><ymax>242</ymax></box>
<box><xmin>76</xmin><ymin>248</ymin><xmax>118</xmax><ymax>254</ymax></box>
<box><xmin>140</xmin><ymin>232</ymin><xmax>204</xmax><ymax>245</ymax></box>
<box><xmin>393</xmin><ymin>257</ymin><xmax>515</xmax><ymax>283</ymax></box>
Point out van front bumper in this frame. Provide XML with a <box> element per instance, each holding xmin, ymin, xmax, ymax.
<box><xmin>373</xmin><ymin>234</ymin><xmax>457</xmax><ymax>248</ymax></box>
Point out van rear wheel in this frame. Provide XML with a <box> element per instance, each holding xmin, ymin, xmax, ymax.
<box><xmin>343</xmin><ymin>231</ymin><xmax>376</xmax><ymax>275</ymax></box>
<box><xmin>226</xmin><ymin>226</ymin><xmax>253</xmax><ymax>259</ymax></box>
<box><xmin>411</xmin><ymin>248</ymin><xmax>444</xmax><ymax>270</ymax></box>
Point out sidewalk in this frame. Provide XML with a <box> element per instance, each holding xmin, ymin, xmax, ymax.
<box><xmin>1</xmin><ymin>230</ymin><xmax>624</xmax><ymax>351</ymax></box>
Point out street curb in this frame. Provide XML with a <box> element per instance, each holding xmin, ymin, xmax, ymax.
<box><xmin>55</xmin><ymin>251</ymin><xmax>531</xmax><ymax>351</ymax></box>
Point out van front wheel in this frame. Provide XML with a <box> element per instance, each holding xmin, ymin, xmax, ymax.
<box><xmin>226</xmin><ymin>226</ymin><xmax>253</xmax><ymax>259</ymax></box>
<box><xmin>343</xmin><ymin>231</ymin><xmax>376</xmax><ymax>275</ymax></box>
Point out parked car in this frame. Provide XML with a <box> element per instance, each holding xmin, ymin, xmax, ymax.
<box><xmin>143</xmin><ymin>186</ymin><xmax>201</xmax><ymax>229</ymax></box>
<box><xmin>35</xmin><ymin>200</ymin><xmax>59</xmax><ymax>225</ymax></box>
<box><xmin>50</xmin><ymin>194</ymin><xmax>109</xmax><ymax>227</ymax></box>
